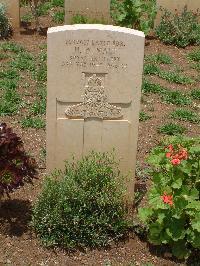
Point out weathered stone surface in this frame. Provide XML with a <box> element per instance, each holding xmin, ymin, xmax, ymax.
<box><xmin>65</xmin><ymin>0</ymin><xmax>110</xmax><ymax>24</ymax></box>
<box><xmin>47</xmin><ymin>25</ymin><xmax>145</xmax><ymax>200</ymax></box>
<box><xmin>155</xmin><ymin>0</ymin><xmax>200</xmax><ymax>25</ymax></box>
<box><xmin>0</xmin><ymin>0</ymin><xmax>20</xmax><ymax>28</ymax></box>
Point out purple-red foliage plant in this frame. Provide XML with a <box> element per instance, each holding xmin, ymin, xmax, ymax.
<box><xmin>0</xmin><ymin>123</ymin><xmax>37</xmax><ymax>197</ymax></box>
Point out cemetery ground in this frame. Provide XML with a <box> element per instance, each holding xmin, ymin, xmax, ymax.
<box><xmin>0</xmin><ymin>22</ymin><xmax>200</xmax><ymax>266</ymax></box>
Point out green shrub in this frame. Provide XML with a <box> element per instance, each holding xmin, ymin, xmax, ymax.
<box><xmin>158</xmin><ymin>123</ymin><xmax>186</xmax><ymax>135</ymax></box>
<box><xmin>111</xmin><ymin>0</ymin><xmax>157</xmax><ymax>35</ymax></box>
<box><xmin>143</xmin><ymin>64</ymin><xmax>160</xmax><ymax>75</ymax></box>
<box><xmin>36</xmin><ymin>2</ymin><xmax>52</xmax><ymax>16</ymax></box>
<box><xmin>161</xmin><ymin>90</ymin><xmax>192</xmax><ymax>106</ymax></box>
<box><xmin>139</xmin><ymin>111</ymin><xmax>151</xmax><ymax>121</ymax></box>
<box><xmin>21</xmin><ymin>117</ymin><xmax>45</xmax><ymax>129</ymax></box>
<box><xmin>0</xmin><ymin>89</ymin><xmax>21</xmax><ymax>116</ymax></box>
<box><xmin>142</xmin><ymin>80</ymin><xmax>166</xmax><ymax>94</ymax></box>
<box><xmin>145</xmin><ymin>53</ymin><xmax>173</xmax><ymax>64</ymax></box>
<box><xmin>138</xmin><ymin>136</ymin><xmax>200</xmax><ymax>259</ymax></box>
<box><xmin>191</xmin><ymin>88</ymin><xmax>200</xmax><ymax>100</ymax></box>
<box><xmin>32</xmin><ymin>151</ymin><xmax>130</xmax><ymax>249</ymax></box>
<box><xmin>51</xmin><ymin>0</ymin><xmax>64</xmax><ymax>8</ymax></box>
<box><xmin>71</xmin><ymin>14</ymin><xmax>106</xmax><ymax>24</ymax></box>
<box><xmin>52</xmin><ymin>11</ymin><xmax>64</xmax><ymax>23</ymax></box>
<box><xmin>187</xmin><ymin>50</ymin><xmax>200</xmax><ymax>62</ymax></box>
<box><xmin>9</xmin><ymin>51</ymin><xmax>35</xmax><ymax>72</ymax></box>
<box><xmin>170</xmin><ymin>109</ymin><xmax>200</xmax><ymax>124</ymax></box>
<box><xmin>156</xmin><ymin>7</ymin><xmax>200</xmax><ymax>47</ymax></box>
<box><xmin>0</xmin><ymin>41</ymin><xmax>25</xmax><ymax>53</ymax></box>
<box><xmin>0</xmin><ymin>4</ymin><xmax>12</xmax><ymax>39</ymax></box>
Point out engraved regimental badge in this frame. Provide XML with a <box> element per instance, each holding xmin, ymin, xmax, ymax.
<box><xmin>65</xmin><ymin>74</ymin><xmax>122</xmax><ymax>119</ymax></box>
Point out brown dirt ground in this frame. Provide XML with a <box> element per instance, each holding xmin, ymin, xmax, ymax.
<box><xmin>0</xmin><ymin>15</ymin><xmax>200</xmax><ymax>266</ymax></box>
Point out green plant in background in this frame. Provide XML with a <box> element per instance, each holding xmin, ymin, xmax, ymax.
<box><xmin>30</xmin><ymin>99</ymin><xmax>46</xmax><ymax>115</ymax></box>
<box><xmin>143</xmin><ymin>64</ymin><xmax>160</xmax><ymax>75</ymax></box>
<box><xmin>142</xmin><ymin>80</ymin><xmax>192</xmax><ymax>106</ymax></box>
<box><xmin>161</xmin><ymin>90</ymin><xmax>191</xmax><ymax>106</ymax></box>
<box><xmin>139</xmin><ymin>111</ymin><xmax>151</xmax><ymax>122</ymax></box>
<box><xmin>191</xmin><ymin>88</ymin><xmax>200</xmax><ymax>100</ymax></box>
<box><xmin>145</xmin><ymin>53</ymin><xmax>173</xmax><ymax>65</ymax></box>
<box><xmin>21</xmin><ymin>116</ymin><xmax>45</xmax><ymax>129</ymax></box>
<box><xmin>21</xmin><ymin>13</ymin><xmax>34</xmax><ymax>23</ymax></box>
<box><xmin>158</xmin><ymin>123</ymin><xmax>186</xmax><ymax>136</ymax></box>
<box><xmin>9</xmin><ymin>51</ymin><xmax>36</xmax><ymax>72</ymax></box>
<box><xmin>156</xmin><ymin>7</ymin><xmax>200</xmax><ymax>47</ymax></box>
<box><xmin>142</xmin><ymin>80</ymin><xmax>166</xmax><ymax>94</ymax></box>
<box><xmin>0</xmin><ymin>68</ymin><xmax>20</xmax><ymax>80</ymax></box>
<box><xmin>0</xmin><ymin>41</ymin><xmax>25</xmax><ymax>53</ymax></box>
<box><xmin>0</xmin><ymin>3</ymin><xmax>12</xmax><ymax>39</ymax></box>
<box><xmin>191</xmin><ymin>62</ymin><xmax>200</xmax><ymax>72</ymax></box>
<box><xmin>52</xmin><ymin>11</ymin><xmax>64</xmax><ymax>23</ymax></box>
<box><xmin>187</xmin><ymin>50</ymin><xmax>200</xmax><ymax>62</ymax></box>
<box><xmin>51</xmin><ymin>0</ymin><xmax>64</xmax><ymax>8</ymax></box>
<box><xmin>111</xmin><ymin>0</ymin><xmax>157</xmax><ymax>35</ymax></box>
<box><xmin>71</xmin><ymin>14</ymin><xmax>106</xmax><ymax>24</ymax></box>
<box><xmin>144</xmin><ymin>64</ymin><xmax>194</xmax><ymax>85</ymax></box>
<box><xmin>138</xmin><ymin>136</ymin><xmax>200</xmax><ymax>259</ymax></box>
<box><xmin>158</xmin><ymin>70</ymin><xmax>194</xmax><ymax>85</ymax></box>
<box><xmin>36</xmin><ymin>1</ymin><xmax>52</xmax><ymax>16</ymax></box>
<box><xmin>170</xmin><ymin>109</ymin><xmax>200</xmax><ymax>124</ymax></box>
<box><xmin>188</xmin><ymin>50</ymin><xmax>200</xmax><ymax>72</ymax></box>
<box><xmin>32</xmin><ymin>151</ymin><xmax>130</xmax><ymax>249</ymax></box>
<box><xmin>0</xmin><ymin>89</ymin><xmax>21</xmax><ymax>116</ymax></box>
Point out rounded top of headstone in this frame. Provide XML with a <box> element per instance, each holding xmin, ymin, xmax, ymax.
<box><xmin>47</xmin><ymin>24</ymin><xmax>145</xmax><ymax>37</ymax></box>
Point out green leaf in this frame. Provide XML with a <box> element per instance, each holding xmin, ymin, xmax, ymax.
<box><xmin>172</xmin><ymin>178</ymin><xmax>182</xmax><ymax>189</ymax></box>
<box><xmin>186</xmin><ymin>201</ymin><xmax>200</xmax><ymax>210</ymax></box>
<box><xmin>148</xmin><ymin>187</ymin><xmax>167</xmax><ymax>209</ymax></box>
<box><xmin>148</xmin><ymin>222</ymin><xmax>163</xmax><ymax>245</ymax></box>
<box><xmin>189</xmin><ymin>146</ymin><xmax>200</xmax><ymax>155</ymax></box>
<box><xmin>166</xmin><ymin>218</ymin><xmax>185</xmax><ymax>241</ymax></box>
<box><xmin>191</xmin><ymin>213</ymin><xmax>200</xmax><ymax>232</ymax></box>
<box><xmin>190</xmin><ymin>188</ymin><xmax>199</xmax><ymax>200</ymax></box>
<box><xmin>138</xmin><ymin>207</ymin><xmax>153</xmax><ymax>223</ymax></box>
<box><xmin>172</xmin><ymin>240</ymin><xmax>190</xmax><ymax>259</ymax></box>
<box><xmin>188</xmin><ymin>230</ymin><xmax>200</xmax><ymax>248</ymax></box>
<box><xmin>157</xmin><ymin>212</ymin><xmax>166</xmax><ymax>224</ymax></box>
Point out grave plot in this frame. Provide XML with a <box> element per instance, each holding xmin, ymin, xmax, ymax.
<box><xmin>0</xmin><ymin>1</ymin><xmax>200</xmax><ymax>265</ymax></box>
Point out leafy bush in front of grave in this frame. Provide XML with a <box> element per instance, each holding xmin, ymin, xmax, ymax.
<box><xmin>156</xmin><ymin>6</ymin><xmax>200</xmax><ymax>47</ymax></box>
<box><xmin>0</xmin><ymin>123</ymin><xmax>36</xmax><ymax>197</ymax></box>
<box><xmin>0</xmin><ymin>3</ymin><xmax>12</xmax><ymax>39</ymax></box>
<box><xmin>32</xmin><ymin>151</ymin><xmax>131</xmax><ymax>249</ymax></box>
<box><xmin>138</xmin><ymin>136</ymin><xmax>200</xmax><ymax>259</ymax></box>
<box><xmin>111</xmin><ymin>0</ymin><xmax>157</xmax><ymax>35</ymax></box>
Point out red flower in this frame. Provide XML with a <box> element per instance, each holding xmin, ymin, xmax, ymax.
<box><xmin>165</xmin><ymin>144</ymin><xmax>188</xmax><ymax>165</ymax></box>
<box><xmin>168</xmin><ymin>144</ymin><xmax>174</xmax><ymax>152</ymax></box>
<box><xmin>171</xmin><ymin>158</ymin><xmax>181</xmax><ymax>165</ymax></box>
<box><xmin>166</xmin><ymin>152</ymin><xmax>171</xmax><ymax>158</ymax></box>
<box><xmin>161</xmin><ymin>193</ymin><xmax>173</xmax><ymax>206</ymax></box>
<box><xmin>178</xmin><ymin>149</ymin><xmax>188</xmax><ymax>160</ymax></box>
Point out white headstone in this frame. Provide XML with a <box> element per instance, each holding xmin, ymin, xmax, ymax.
<box><xmin>47</xmin><ymin>24</ymin><xmax>145</xmax><ymax>200</ymax></box>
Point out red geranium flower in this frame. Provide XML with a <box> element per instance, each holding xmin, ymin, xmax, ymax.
<box><xmin>166</xmin><ymin>152</ymin><xmax>172</xmax><ymax>158</ymax></box>
<box><xmin>161</xmin><ymin>193</ymin><xmax>173</xmax><ymax>206</ymax></box>
<box><xmin>171</xmin><ymin>158</ymin><xmax>181</xmax><ymax>165</ymax></box>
